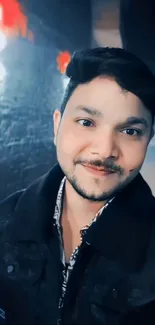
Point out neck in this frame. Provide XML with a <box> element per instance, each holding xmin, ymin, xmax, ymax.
<box><xmin>62</xmin><ymin>179</ymin><xmax>106</xmax><ymax>229</ymax></box>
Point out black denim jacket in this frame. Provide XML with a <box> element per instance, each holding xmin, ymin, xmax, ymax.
<box><xmin>0</xmin><ymin>163</ymin><xmax>155</xmax><ymax>325</ymax></box>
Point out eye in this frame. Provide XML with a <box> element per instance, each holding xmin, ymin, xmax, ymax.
<box><xmin>122</xmin><ymin>128</ymin><xmax>142</xmax><ymax>136</ymax></box>
<box><xmin>77</xmin><ymin>119</ymin><xmax>94</xmax><ymax>127</ymax></box>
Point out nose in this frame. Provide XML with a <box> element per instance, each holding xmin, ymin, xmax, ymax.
<box><xmin>90</xmin><ymin>129</ymin><xmax>119</xmax><ymax>160</ymax></box>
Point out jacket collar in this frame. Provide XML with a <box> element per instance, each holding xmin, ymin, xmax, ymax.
<box><xmin>8</xmin><ymin>163</ymin><xmax>155</xmax><ymax>266</ymax></box>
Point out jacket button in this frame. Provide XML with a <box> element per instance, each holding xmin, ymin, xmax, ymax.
<box><xmin>7</xmin><ymin>265</ymin><xmax>14</xmax><ymax>274</ymax></box>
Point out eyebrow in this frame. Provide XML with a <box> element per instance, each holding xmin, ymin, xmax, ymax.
<box><xmin>75</xmin><ymin>106</ymin><xmax>149</xmax><ymax>129</ymax></box>
<box><xmin>120</xmin><ymin>116</ymin><xmax>149</xmax><ymax>129</ymax></box>
<box><xmin>75</xmin><ymin>105</ymin><xmax>103</xmax><ymax>117</ymax></box>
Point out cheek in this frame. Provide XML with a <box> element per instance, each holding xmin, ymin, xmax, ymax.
<box><xmin>122</xmin><ymin>142</ymin><xmax>148</xmax><ymax>171</ymax></box>
<box><xmin>56</xmin><ymin>125</ymin><xmax>84</xmax><ymax>159</ymax></box>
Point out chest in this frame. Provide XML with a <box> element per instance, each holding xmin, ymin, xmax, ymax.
<box><xmin>60</xmin><ymin>244</ymin><xmax>155</xmax><ymax>325</ymax></box>
<box><xmin>1</xmin><ymin>239</ymin><xmax>155</xmax><ymax>325</ymax></box>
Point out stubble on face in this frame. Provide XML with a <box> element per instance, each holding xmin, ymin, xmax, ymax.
<box><xmin>54</xmin><ymin>77</ymin><xmax>153</xmax><ymax>202</ymax></box>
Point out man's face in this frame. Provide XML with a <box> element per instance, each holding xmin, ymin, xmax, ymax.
<box><xmin>53</xmin><ymin>77</ymin><xmax>153</xmax><ymax>202</ymax></box>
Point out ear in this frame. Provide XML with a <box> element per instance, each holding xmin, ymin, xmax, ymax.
<box><xmin>53</xmin><ymin>109</ymin><xmax>62</xmax><ymax>145</ymax></box>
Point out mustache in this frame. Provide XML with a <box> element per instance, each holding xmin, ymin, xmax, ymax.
<box><xmin>75</xmin><ymin>159</ymin><xmax>124</xmax><ymax>176</ymax></box>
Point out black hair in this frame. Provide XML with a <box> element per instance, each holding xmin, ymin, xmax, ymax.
<box><xmin>60</xmin><ymin>47</ymin><xmax>155</xmax><ymax>122</ymax></box>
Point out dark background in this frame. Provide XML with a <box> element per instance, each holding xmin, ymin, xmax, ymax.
<box><xmin>0</xmin><ymin>0</ymin><xmax>92</xmax><ymax>199</ymax></box>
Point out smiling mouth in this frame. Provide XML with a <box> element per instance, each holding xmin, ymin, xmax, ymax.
<box><xmin>82</xmin><ymin>164</ymin><xmax>115</xmax><ymax>175</ymax></box>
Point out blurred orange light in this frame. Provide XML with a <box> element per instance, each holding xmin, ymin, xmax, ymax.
<box><xmin>56</xmin><ymin>51</ymin><xmax>71</xmax><ymax>74</ymax></box>
<box><xmin>0</xmin><ymin>0</ymin><xmax>34</xmax><ymax>41</ymax></box>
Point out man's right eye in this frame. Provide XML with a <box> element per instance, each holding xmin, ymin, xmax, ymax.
<box><xmin>77</xmin><ymin>119</ymin><xmax>94</xmax><ymax>127</ymax></box>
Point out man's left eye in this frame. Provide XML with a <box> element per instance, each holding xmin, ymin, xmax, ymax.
<box><xmin>122</xmin><ymin>129</ymin><xmax>141</xmax><ymax>136</ymax></box>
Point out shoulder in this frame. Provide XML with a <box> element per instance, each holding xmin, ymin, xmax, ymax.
<box><xmin>0</xmin><ymin>175</ymin><xmax>45</xmax><ymax>239</ymax></box>
<box><xmin>0</xmin><ymin>190</ymin><xmax>25</xmax><ymax>226</ymax></box>
<box><xmin>0</xmin><ymin>166</ymin><xmax>62</xmax><ymax>241</ymax></box>
<box><xmin>0</xmin><ymin>169</ymin><xmax>50</xmax><ymax>217</ymax></box>
<box><xmin>0</xmin><ymin>167</ymin><xmax>56</xmax><ymax>228</ymax></box>
<box><xmin>0</xmin><ymin>190</ymin><xmax>25</xmax><ymax>210</ymax></box>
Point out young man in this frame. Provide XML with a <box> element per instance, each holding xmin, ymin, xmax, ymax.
<box><xmin>0</xmin><ymin>47</ymin><xmax>155</xmax><ymax>325</ymax></box>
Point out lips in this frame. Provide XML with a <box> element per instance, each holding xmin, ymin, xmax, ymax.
<box><xmin>82</xmin><ymin>164</ymin><xmax>115</xmax><ymax>176</ymax></box>
<box><xmin>89</xmin><ymin>166</ymin><xmax>110</xmax><ymax>172</ymax></box>
<box><xmin>83</xmin><ymin>164</ymin><xmax>114</xmax><ymax>172</ymax></box>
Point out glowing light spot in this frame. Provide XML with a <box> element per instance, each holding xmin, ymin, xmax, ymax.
<box><xmin>0</xmin><ymin>0</ymin><xmax>34</xmax><ymax>41</ymax></box>
<box><xmin>56</xmin><ymin>51</ymin><xmax>71</xmax><ymax>74</ymax></box>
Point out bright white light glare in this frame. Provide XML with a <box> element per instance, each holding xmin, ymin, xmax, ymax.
<box><xmin>62</xmin><ymin>76</ymin><xmax>69</xmax><ymax>90</ymax></box>
<box><xmin>0</xmin><ymin>30</ymin><xmax>7</xmax><ymax>52</ymax></box>
<box><xmin>0</xmin><ymin>62</ymin><xmax>7</xmax><ymax>94</ymax></box>
<box><xmin>0</xmin><ymin>62</ymin><xmax>6</xmax><ymax>82</ymax></box>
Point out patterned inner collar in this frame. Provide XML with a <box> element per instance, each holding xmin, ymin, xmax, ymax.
<box><xmin>53</xmin><ymin>176</ymin><xmax>114</xmax><ymax>313</ymax></box>
<box><xmin>53</xmin><ymin>176</ymin><xmax>114</xmax><ymax>241</ymax></box>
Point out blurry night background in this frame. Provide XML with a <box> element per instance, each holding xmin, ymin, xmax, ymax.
<box><xmin>0</xmin><ymin>0</ymin><xmax>155</xmax><ymax>200</ymax></box>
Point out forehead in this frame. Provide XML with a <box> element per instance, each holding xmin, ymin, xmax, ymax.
<box><xmin>65</xmin><ymin>77</ymin><xmax>152</xmax><ymax>122</ymax></box>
